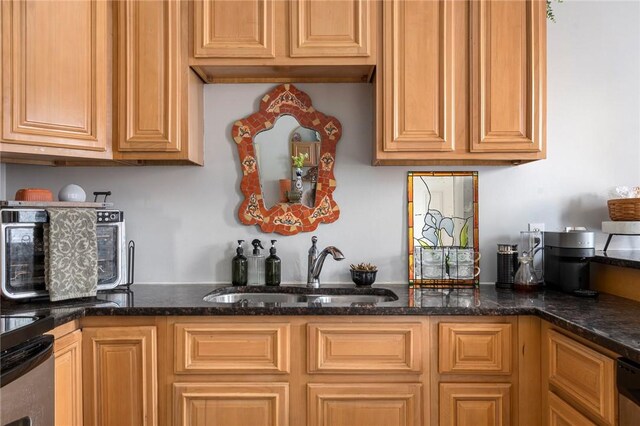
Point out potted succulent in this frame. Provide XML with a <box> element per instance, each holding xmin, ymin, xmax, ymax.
<box><xmin>350</xmin><ymin>263</ymin><xmax>378</xmax><ymax>287</ymax></box>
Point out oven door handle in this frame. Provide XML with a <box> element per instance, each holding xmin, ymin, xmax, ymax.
<box><xmin>0</xmin><ymin>335</ymin><xmax>54</xmax><ymax>388</ymax></box>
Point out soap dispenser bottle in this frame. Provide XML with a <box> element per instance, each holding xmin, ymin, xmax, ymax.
<box><xmin>248</xmin><ymin>239</ymin><xmax>265</xmax><ymax>285</ymax></box>
<box><xmin>265</xmin><ymin>240</ymin><xmax>281</xmax><ymax>286</ymax></box>
<box><xmin>232</xmin><ymin>240</ymin><xmax>248</xmax><ymax>286</ymax></box>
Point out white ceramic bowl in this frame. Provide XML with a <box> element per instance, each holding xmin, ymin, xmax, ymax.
<box><xmin>58</xmin><ymin>184</ymin><xmax>86</xmax><ymax>202</ymax></box>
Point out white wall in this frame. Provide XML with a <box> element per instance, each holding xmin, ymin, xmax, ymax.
<box><xmin>5</xmin><ymin>1</ymin><xmax>640</xmax><ymax>284</ymax></box>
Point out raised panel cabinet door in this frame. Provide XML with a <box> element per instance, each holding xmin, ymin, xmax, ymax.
<box><xmin>547</xmin><ymin>392</ymin><xmax>596</xmax><ymax>426</ymax></box>
<box><xmin>83</xmin><ymin>326</ymin><xmax>157</xmax><ymax>426</ymax></box>
<box><xmin>439</xmin><ymin>322</ymin><xmax>512</xmax><ymax>375</ymax></box>
<box><xmin>193</xmin><ymin>0</ymin><xmax>275</xmax><ymax>58</ymax></box>
<box><xmin>307</xmin><ymin>322</ymin><xmax>422</xmax><ymax>373</ymax></box>
<box><xmin>173</xmin><ymin>382</ymin><xmax>289</xmax><ymax>426</ymax></box>
<box><xmin>546</xmin><ymin>329</ymin><xmax>615</xmax><ymax>425</ymax></box>
<box><xmin>439</xmin><ymin>383</ymin><xmax>512</xmax><ymax>426</ymax></box>
<box><xmin>1</xmin><ymin>0</ymin><xmax>108</xmax><ymax>151</ymax></box>
<box><xmin>54</xmin><ymin>330</ymin><xmax>83</xmax><ymax>426</ymax></box>
<box><xmin>290</xmin><ymin>0</ymin><xmax>370</xmax><ymax>58</ymax></box>
<box><xmin>381</xmin><ymin>0</ymin><xmax>461</xmax><ymax>153</ymax></box>
<box><xmin>470</xmin><ymin>0</ymin><xmax>546</xmax><ymax>153</ymax></box>
<box><xmin>308</xmin><ymin>383</ymin><xmax>423</xmax><ymax>426</ymax></box>
<box><xmin>115</xmin><ymin>0</ymin><xmax>180</xmax><ymax>152</ymax></box>
<box><xmin>174</xmin><ymin>322</ymin><xmax>290</xmax><ymax>374</ymax></box>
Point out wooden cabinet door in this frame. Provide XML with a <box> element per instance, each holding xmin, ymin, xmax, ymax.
<box><xmin>54</xmin><ymin>330</ymin><xmax>83</xmax><ymax>426</ymax></box>
<box><xmin>83</xmin><ymin>326</ymin><xmax>157</xmax><ymax>426</ymax></box>
<box><xmin>380</xmin><ymin>0</ymin><xmax>463</xmax><ymax>155</ymax></box>
<box><xmin>290</xmin><ymin>0</ymin><xmax>371</xmax><ymax>58</ymax></box>
<box><xmin>439</xmin><ymin>383</ymin><xmax>511</xmax><ymax>426</ymax></box>
<box><xmin>1</xmin><ymin>0</ymin><xmax>108</xmax><ymax>152</ymax></box>
<box><xmin>115</xmin><ymin>0</ymin><xmax>181</xmax><ymax>153</ymax></box>
<box><xmin>470</xmin><ymin>0</ymin><xmax>546</xmax><ymax>153</ymax></box>
<box><xmin>173</xmin><ymin>382</ymin><xmax>289</xmax><ymax>426</ymax></box>
<box><xmin>547</xmin><ymin>392</ymin><xmax>596</xmax><ymax>426</ymax></box>
<box><xmin>193</xmin><ymin>0</ymin><xmax>275</xmax><ymax>58</ymax></box>
<box><xmin>308</xmin><ymin>383</ymin><xmax>423</xmax><ymax>426</ymax></box>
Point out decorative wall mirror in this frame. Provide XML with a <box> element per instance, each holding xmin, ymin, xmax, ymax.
<box><xmin>232</xmin><ymin>84</ymin><xmax>341</xmax><ymax>235</ymax></box>
<box><xmin>408</xmin><ymin>171</ymin><xmax>479</xmax><ymax>288</ymax></box>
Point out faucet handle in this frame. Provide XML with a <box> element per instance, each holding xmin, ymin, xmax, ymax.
<box><xmin>311</xmin><ymin>236</ymin><xmax>317</xmax><ymax>246</ymax></box>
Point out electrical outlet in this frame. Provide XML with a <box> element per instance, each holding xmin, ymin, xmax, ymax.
<box><xmin>528</xmin><ymin>223</ymin><xmax>545</xmax><ymax>233</ymax></box>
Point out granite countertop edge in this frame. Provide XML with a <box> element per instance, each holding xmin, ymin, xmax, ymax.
<box><xmin>4</xmin><ymin>284</ymin><xmax>640</xmax><ymax>364</ymax></box>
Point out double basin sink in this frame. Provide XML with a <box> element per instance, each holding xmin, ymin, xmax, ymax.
<box><xmin>203</xmin><ymin>286</ymin><xmax>398</xmax><ymax>307</ymax></box>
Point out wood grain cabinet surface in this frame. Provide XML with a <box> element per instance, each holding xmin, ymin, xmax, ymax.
<box><xmin>439</xmin><ymin>383</ymin><xmax>512</xmax><ymax>426</ymax></box>
<box><xmin>173</xmin><ymin>382</ymin><xmax>289</xmax><ymax>426</ymax></box>
<box><xmin>547</xmin><ymin>391</ymin><xmax>597</xmax><ymax>426</ymax></box>
<box><xmin>83</xmin><ymin>326</ymin><xmax>158</xmax><ymax>426</ymax></box>
<box><xmin>307</xmin><ymin>383</ymin><xmax>423</xmax><ymax>426</ymax></box>
<box><xmin>175</xmin><ymin>322</ymin><xmax>290</xmax><ymax>374</ymax></box>
<box><xmin>545</xmin><ymin>329</ymin><xmax>616</xmax><ymax>425</ymax></box>
<box><xmin>54</xmin><ymin>330</ymin><xmax>83</xmax><ymax>426</ymax></box>
<box><xmin>308</xmin><ymin>322</ymin><xmax>422</xmax><ymax>373</ymax></box>
<box><xmin>190</xmin><ymin>0</ymin><xmax>377</xmax><ymax>83</ymax></box>
<box><xmin>439</xmin><ymin>322</ymin><xmax>512</xmax><ymax>375</ymax></box>
<box><xmin>114</xmin><ymin>0</ymin><xmax>203</xmax><ymax>164</ymax></box>
<box><xmin>0</xmin><ymin>0</ymin><xmax>111</xmax><ymax>163</ymax></box>
<box><xmin>375</xmin><ymin>0</ymin><xmax>547</xmax><ymax>165</ymax></box>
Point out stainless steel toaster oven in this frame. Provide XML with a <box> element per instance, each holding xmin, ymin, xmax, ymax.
<box><xmin>1</xmin><ymin>208</ymin><xmax>127</xmax><ymax>300</ymax></box>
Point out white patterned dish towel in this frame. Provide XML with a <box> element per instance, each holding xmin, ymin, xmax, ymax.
<box><xmin>44</xmin><ymin>208</ymin><xmax>98</xmax><ymax>301</ymax></box>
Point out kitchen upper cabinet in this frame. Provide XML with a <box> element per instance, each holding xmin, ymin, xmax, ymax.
<box><xmin>83</xmin><ymin>326</ymin><xmax>158</xmax><ymax>426</ymax></box>
<box><xmin>193</xmin><ymin>0</ymin><xmax>275</xmax><ymax>58</ymax></box>
<box><xmin>0</xmin><ymin>0</ymin><xmax>111</xmax><ymax>163</ymax></box>
<box><xmin>375</xmin><ymin>0</ymin><xmax>547</xmax><ymax>165</ymax></box>
<box><xmin>470</xmin><ymin>0</ymin><xmax>546</xmax><ymax>154</ymax></box>
<box><xmin>190</xmin><ymin>0</ymin><xmax>377</xmax><ymax>83</ymax></box>
<box><xmin>114</xmin><ymin>0</ymin><xmax>203</xmax><ymax>164</ymax></box>
<box><xmin>289</xmin><ymin>0</ymin><xmax>371</xmax><ymax>58</ymax></box>
<box><xmin>54</xmin><ymin>329</ymin><xmax>83</xmax><ymax>426</ymax></box>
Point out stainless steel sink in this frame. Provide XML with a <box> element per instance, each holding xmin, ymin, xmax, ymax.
<box><xmin>202</xmin><ymin>287</ymin><xmax>398</xmax><ymax>306</ymax></box>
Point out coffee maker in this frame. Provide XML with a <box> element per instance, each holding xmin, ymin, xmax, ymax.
<box><xmin>544</xmin><ymin>229</ymin><xmax>596</xmax><ymax>296</ymax></box>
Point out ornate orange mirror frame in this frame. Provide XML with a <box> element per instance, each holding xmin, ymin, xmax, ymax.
<box><xmin>232</xmin><ymin>84</ymin><xmax>341</xmax><ymax>235</ymax></box>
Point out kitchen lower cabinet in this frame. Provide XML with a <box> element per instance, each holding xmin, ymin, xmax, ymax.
<box><xmin>82</xmin><ymin>326</ymin><xmax>158</xmax><ymax>426</ymax></box>
<box><xmin>548</xmin><ymin>391</ymin><xmax>596</xmax><ymax>426</ymax></box>
<box><xmin>53</xmin><ymin>329</ymin><xmax>83</xmax><ymax>426</ymax></box>
<box><xmin>307</xmin><ymin>383</ymin><xmax>423</xmax><ymax>426</ymax></box>
<box><xmin>439</xmin><ymin>383</ymin><xmax>512</xmax><ymax>426</ymax></box>
<box><xmin>173</xmin><ymin>382</ymin><xmax>289</xmax><ymax>426</ymax></box>
<box><xmin>542</xmin><ymin>323</ymin><xmax>617</xmax><ymax>426</ymax></box>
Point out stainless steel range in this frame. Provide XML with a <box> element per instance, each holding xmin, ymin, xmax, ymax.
<box><xmin>0</xmin><ymin>315</ymin><xmax>55</xmax><ymax>426</ymax></box>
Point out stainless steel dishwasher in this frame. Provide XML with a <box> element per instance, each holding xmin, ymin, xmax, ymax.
<box><xmin>0</xmin><ymin>315</ymin><xmax>55</xmax><ymax>426</ymax></box>
<box><xmin>617</xmin><ymin>357</ymin><xmax>640</xmax><ymax>426</ymax></box>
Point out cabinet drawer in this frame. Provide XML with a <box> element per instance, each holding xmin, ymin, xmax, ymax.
<box><xmin>307</xmin><ymin>322</ymin><xmax>422</xmax><ymax>373</ymax></box>
<box><xmin>174</xmin><ymin>382</ymin><xmax>288</xmax><ymax>426</ymax></box>
<box><xmin>308</xmin><ymin>383</ymin><xmax>422</xmax><ymax>426</ymax></box>
<box><xmin>439</xmin><ymin>323</ymin><xmax>512</xmax><ymax>374</ymax></box>
<box><xmin>547</xmin><ymin>329</ymin><xmax>615</xmax><ymax>425</ymax></box>
<box><xmin>175</xmin><ymin>322</ymin><xmax>290</xmax><ymax>374</ymax></box>
<box><xmin>548</xmin><ymin>392</ymin><xmax>596</xmax><ymax>426</ymax></box>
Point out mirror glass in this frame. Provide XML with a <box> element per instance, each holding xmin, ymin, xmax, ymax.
<box><xmin>254</xmin><ymin>116</ymin><xmax>320</xmax><ymax>209</ymax></box>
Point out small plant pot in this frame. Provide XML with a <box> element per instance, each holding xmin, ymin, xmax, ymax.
<box><xmin>351</xmin><ymin>270</ymin><xmax>377</xmax><ymax>287</ymax></box>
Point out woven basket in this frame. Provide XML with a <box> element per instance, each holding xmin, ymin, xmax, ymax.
<box><xmin>608</xmin><ymin>198</ymin><xmax>640</xmax><ymax>221</ymax></box>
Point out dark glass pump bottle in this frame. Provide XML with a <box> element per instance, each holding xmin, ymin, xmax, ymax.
<box><xmin>265</xmin><ymin>240</ymin><xmax>281</xmax><ymax>286</ymax></box>
<box><xmin>232</xmin><ymin>240</ymin><xmax>248</xmax><ymax>286</ymax></box>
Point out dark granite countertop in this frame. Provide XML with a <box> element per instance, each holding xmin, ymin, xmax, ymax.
<box><xmin>3</xmin><ymin>283</ymin><xmax>640</xmax><ymax>363</ymax></box>
<box><xmin>593</xmin><ymin>250</ymin><xmax>640</xmax><ymax>270</ymax></box>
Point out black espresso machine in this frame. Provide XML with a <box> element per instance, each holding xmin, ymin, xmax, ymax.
<box><xmin>544</xmin><ymin>229</ymin><xmax>596</xmax><ymax>296</ymax></box>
